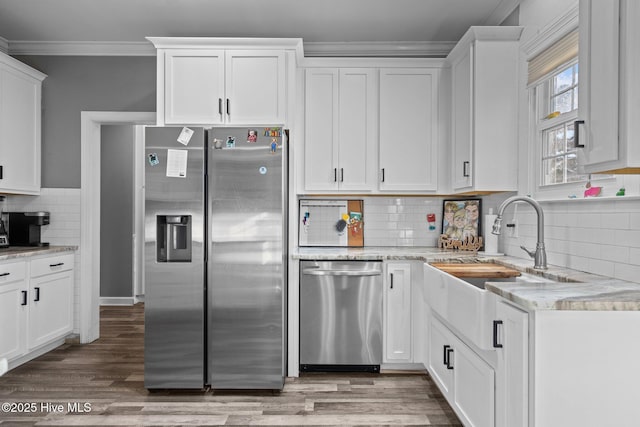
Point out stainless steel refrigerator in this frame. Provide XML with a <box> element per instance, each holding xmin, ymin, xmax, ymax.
<box><xmin>144</xmin><ymin>126</ymin><xmax>287</xmax><ymax>390</ymax></box>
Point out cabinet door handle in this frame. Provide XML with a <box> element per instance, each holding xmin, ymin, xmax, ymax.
<box><xmin>333</xmin><ymin>168</ymin><xmax>337</xmax><ymax>182</ymax></box>
<box><xmin>226</xmin><ymin>98</ymin><xmax>230</xmax><ymax>116</ymax></box>
<box><xmin>21</xmin><ymin>290</ymin><xmax>27</xmax><ymax>306</ymax></box>
<box><xmin>443</xmin><ymin>345</ymin><xmax>450</xmax><ymax>365</ymax></box>
<box><xmin>390</xmin><ymin>273</ymin><xmax>394</xmax><ymax>289</ymax></box>
<box><xmin>218</xmin><ymin>98</ymin><xmax>223</xmax><ymax>116</ymax></box>
<box><xmin>574</xmin><ymin>120</ymin><xmax>585</xmax><ymax>148</ymax></box>
<box><xmin>0</xmin><ymin>272</ymin><xmax>9</xmax><ymax>277</ymax></box>
<box><xmin>34</xmin><ymin>287</ymin><xmax>40</xmax><ymax>302</ymax></box>
<box><xmin>493</xmin><ymin>320</ymin><xmax>503</xmax><ymax>348</ymax></box>
<box><xmin>446</xmin><ymin>348</ymin><xmax>454</xmax><ymax>369</ymax></box>
<box><xmin>381</xmin><ymin>168</ymin><xmax>385</xmax><ymax>182</ymax></box>
<box><xmin>463</xmin><ymin>161</ymin><xmax>470</xmax><ymax>177</ymax></box>
<box><xmin>50</xmin><ymin>262</ymin><xmax>64</xmax><ymax>268</ymax></box>
<box><xmin>0</xmin><ymin>165</ymin><xmax>3</xmax><ymax>179</ymax></box>
<box><xmin>340</xmin><ymin>168</ymin><xmax>344</xmax><ymax>182</ymax></box>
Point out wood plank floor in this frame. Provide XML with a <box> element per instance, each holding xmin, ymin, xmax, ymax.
<box><xmin>0</xmin><ymin>304</ymin><xmax>462</xmax><ymax>426</ymax></box>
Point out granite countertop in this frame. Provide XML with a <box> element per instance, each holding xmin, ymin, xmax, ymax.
<box><xmin>293</xmin><ymin>246</ymin><xmax>479</xmax><ymax>262</ymax></box>
<box><xmin>293</xmin><ymin>246</ymin><xmax>640</xmax><ymax>311</ymax></box>
<box><xmin>0</xmin><ymin>246</ymin><xmax>77</xmax><ymax>261</ymax></box>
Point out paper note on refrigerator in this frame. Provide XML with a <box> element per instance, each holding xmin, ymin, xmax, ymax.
<box><xmin>177</xmin><ymin>127</ymin><xmax>194</xmax><ymax>145</ymax></box>
<box><xmin>166</xmin><ymin>149</ymin><xmax>188</xmax><ymax>178</ymax></box>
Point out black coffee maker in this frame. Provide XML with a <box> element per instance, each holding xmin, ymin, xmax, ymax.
<box><xmin>7</xmin><ymin>212</ymin><xmax>50</xmax><ymax>247</ymax></box>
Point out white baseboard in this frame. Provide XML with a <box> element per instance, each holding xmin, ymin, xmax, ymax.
<box><xmin>381</xmin><ymin>363</ymin><xmax>426</xmax><ymax>372</ymax></box>
<box><xmin>8</xmin><ymin>339</ymin><xmax>65</xmax><ymax>372</ymax></box>
<box><xmin>100</xmin><ymin>297</ymin><xmax>136</xmax><ymax>306</ymax></box>
<box><xmin>0</xmin><ymin>358</ymin><xmax>7</xmax><ymax>376</ymax></box>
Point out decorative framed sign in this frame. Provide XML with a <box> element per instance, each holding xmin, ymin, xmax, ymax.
<box><xmin>441</xmin><ymin>199</ymin><xmax>482</xmax><ymax>241</ymax></box>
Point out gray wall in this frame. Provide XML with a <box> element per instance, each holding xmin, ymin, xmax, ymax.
<box><xmin>15</xmin><ymin>55</ymin><xmax>156</xmax><ymax>188</ymax></box>
<box><xmin>100</xmin><ymin>125</ymin><xmax>135</xmax><ymax>298</ymax></box>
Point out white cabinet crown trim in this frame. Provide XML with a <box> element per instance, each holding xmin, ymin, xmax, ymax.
<box><xmin>6</xmin><ymin>39</ymin><xmax>453</xmax><ymax>59</ymax></box>
<box><xmin>147</xmin><ymin>37</ymin><xmax>304</xmax><ymax>61</ymax></box>
<box><xmin>521</xmin><ymin>4</ymin><xmax>579</xmax><ymax>60</ymax></box>
<box><xmin>446</xmin><ymin>26</ymin><xmax>524</xmax><ymax>63</ymax></box>
<box><xmin>0</xmin><ymin>52</ymin><xmax>47</xmax><ymax>81</ymax></box>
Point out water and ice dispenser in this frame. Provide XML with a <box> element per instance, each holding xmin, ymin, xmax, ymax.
<box><xmin>156</xmin><ymin>215</ymin><xmax>192</xmax><ymax>262</ymax></box>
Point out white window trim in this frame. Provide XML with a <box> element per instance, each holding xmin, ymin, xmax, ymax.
<box><xmin>525</xmin><ymin>3</ymin><xmax>624</xmax><ymax>201</ymax></box>
<box><xmin>537</xmin><ymin>62</ymin><xmax>583</xmax><ymax>187</ymax></box>
<box><xmin>530</xmin><ymin>75</ymin><xmax>620</xmax><ymax>200</ymax></box>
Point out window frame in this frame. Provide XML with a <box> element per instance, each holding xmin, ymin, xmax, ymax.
<box><xmin>536</xmin><ymin>60</ymin><xmax>584</xmax><ymax>187</ymax></box>
<box><xmin>530</xmin><ymin>61</ymin><xmax>618</xmax><ymax>199</ymax></box>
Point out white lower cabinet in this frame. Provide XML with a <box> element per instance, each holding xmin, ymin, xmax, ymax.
<box><xmin>383</xmin><ymin>262</ymin><xmax>412</xmax><ymax>363</ymax></box>
<box><xmin>0</xmin><ymin>261</ymin><xmax>28</xmax><ymax>361</ymax></box>
<box><xmin>494</xmin><ymin>300</ymin><xmax>528</xmax><ymax>427</ymax></box>
<box><xmin>0</xmin><ymin>252</ymin><xmax>74</xmax><ymax>370</ymax></box>
<box><xmin>428</xmin><ymin>314</ymin><xmax>495</xmax><ymax>427</ymax></box>
<box><xmin>28</xmin><ymin>255</ymin><xmax>74</xmax><ymax>349</ymax></box>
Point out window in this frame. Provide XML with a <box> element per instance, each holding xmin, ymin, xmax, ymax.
<box><xmin>536</xmin><ymin>62</ymin><xmax>586</xmax><ymax>186</ymax></box>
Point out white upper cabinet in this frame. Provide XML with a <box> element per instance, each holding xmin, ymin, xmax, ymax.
<box><xmin>447</xmin><ymin>27</ymin><xmax>523</xmax><ymax>193</ymax></box>
<box><xmin>379</xmin><ymin>68</ymin><xmax>439</xmax><ymax>192</ymax></box>
<box><xmin>577</xmin><ymin>0</ymin><xmax>640</xmax><ymax>173</ymax></box>
<box><xmin>0</xmin><ymin>53</ymin><xmax>46</xmax><ymax>195</ymax></box>
<box><xmin>149</xmin><ymin>38</ymin><xmax>301</xmax><ymax>126</ymax></box>
<box><xmin>304</xmin><ymin>68</ymin><xmax>377</xmax><ymax>192</ymax></box>
<box><xmin>224</xmin><ymin>51</ymin><xmax>286</xmax><ymax>124</ymax></box>
<box><xmin>163</xmin><ymin>49</ymin><xmax>225</xmax><ymax>125</ymax></box>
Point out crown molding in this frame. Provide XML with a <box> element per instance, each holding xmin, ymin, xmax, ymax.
<box><xmin>300</xmin><ymin>56</ymin><xmax>447</xmax><ymax>68</ymax></box>
<box><xmin>6</xmin><ymin>39</ymin><xmax>458</xmax><ymax>58</ymax></box>
<box><xmin>147</xmin><ymin>37</ymin><xmax>305</xmax><ymax>62</ymax></box>
<box><xmin>303</xmin><ymin>41</ymin><xmax>455</xmax><ymax>57</ymax></box>
<box><xmin>0</xmin><ymin>36</ymin><xmax>8</xmax><ymax>54</ymax></box>
<box><xmin>522</xmin><ymin>3</ymin><xmax>578</xmax><ymax>59</ymax></box>
<box><xmin>8</xmin><ymin>41</ymin><xmax>156</xmax><ymax>56</ymax></box>
<box><xmin>446</xmin><ymin>26</ymin><xmax>523</xmax><ymax>62</ymax></box>
<box><xmin>484</xmin><ymin>0</ymin><xmax>521</xmax><ymax>25</ymax></box>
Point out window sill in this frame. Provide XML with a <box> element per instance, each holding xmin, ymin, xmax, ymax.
<box><xmin>535</xmin><ymin>195</ymin><xmax>640</xmax><ymax>203</ymax></box>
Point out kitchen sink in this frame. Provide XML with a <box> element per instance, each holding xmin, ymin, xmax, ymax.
<box><xmin>464</xmin><ymin>272</ymin><xmax>553</xmax><ymax>289</ymax></box>
<box><xmin>425</xmin><ymin>264</ymin><xmax>554</xmax><ymax>350</ymax></box>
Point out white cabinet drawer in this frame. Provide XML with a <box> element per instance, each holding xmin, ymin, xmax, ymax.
<box><xmin>30</xmin><ymin>253</ymin><xmax>74</xmax><ymax>278</ymax></box>
<box><xmin>0</xmin><ymin>261</ymin><xmax>27</xmax><ymax>285</ymax></box>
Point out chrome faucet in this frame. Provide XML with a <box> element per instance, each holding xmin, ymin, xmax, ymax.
<box><xmin>492</xmin><ymin>195</ymin><xmax>548</xmax><ymax>270</ymax></box>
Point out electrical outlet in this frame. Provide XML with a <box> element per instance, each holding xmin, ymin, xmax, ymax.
<box><xmin>507</xmin><ymin>219</ymin><xmax>518</xmax><ymax>238</ymax></box>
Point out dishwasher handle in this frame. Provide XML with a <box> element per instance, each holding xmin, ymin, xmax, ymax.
<box><xmin>302</xmin><ymin>269</ymin><xmax>382</xmax><ymax>277</ymax></box>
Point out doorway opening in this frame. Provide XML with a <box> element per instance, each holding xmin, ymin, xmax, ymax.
<box><xmin>80</xmin><ymin>112</ymin><xmax>155</xmax><ymax>344</ymax></box>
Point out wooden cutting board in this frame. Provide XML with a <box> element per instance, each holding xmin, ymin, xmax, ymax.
<box><xmin>431</xmin><ymin>263</ymin><xmax>521</xmax><ymax>278</ymax></box>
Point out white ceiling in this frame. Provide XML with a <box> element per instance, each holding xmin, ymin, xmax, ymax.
<box><xmin>0</xmin><ymin>0</ymin><xmax>520</xmax><ymax>56</ymax></box>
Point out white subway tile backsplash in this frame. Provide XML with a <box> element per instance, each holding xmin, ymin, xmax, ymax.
<box><xmin>593</xmin><ymin>228</ymin><xmax>617</xmax><ymax>245</ymax></box>
<box><xmin>498</xmin><ymin>197</ymin><xmax>640</xmax><ymax>282</ymax></box>
<box><xmin>600</xmin><ymin>245</ymin><xmax>630</xmax><ymax>264</ymax></box>
<box><xmin>362</xmin><ymin>196</ymin><xmax>444</xmax><ymax>247</ymax></box>
<box><xmin>570</xmin><ymin>241</ymin><xmax>601</xmax><ymax>259</ymax></box>
<box><xmin>613</xmin><ymin>262</ymin><xmax>640</xmax><ymax>283</ymax></box>
<box><xmin>629</xmin><ymin>247</ymin><xmax>640</xmax><ymax>261</ymax></box>
<box><xmin>577</xmin><ymin>212</ymin><xmax>602</xmax><ymax>229</ymax></box>
<box><xmin>630</xmin><ymin>214</ymin><xmax>640</xmax><ymax>230</ymax></box>
<box><xmin>600</xmin><ymin>213</ymin><xmax>629</xmax><ymax>229</ymax></box>
<box><xmin>613</xmin><ymin>229</ymin><xmax>640</xmax><ymax>248</ymax></box>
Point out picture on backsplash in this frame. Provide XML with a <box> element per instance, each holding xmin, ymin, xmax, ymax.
<box><xmin>441</xmin><ymin>199</ymin><xmax>482</xmax><ymax>241</ymax></box>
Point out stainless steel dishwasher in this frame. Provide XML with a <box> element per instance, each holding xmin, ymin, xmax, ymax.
<box><xmin>300</xmin><ymin>260</ymin><xmax>383</xmax><ymax>372</ymax></box>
